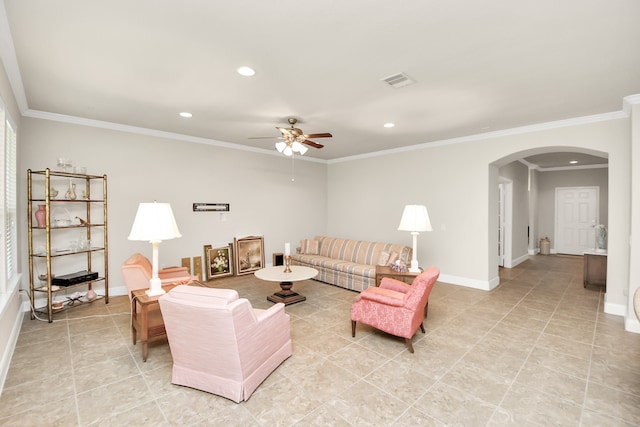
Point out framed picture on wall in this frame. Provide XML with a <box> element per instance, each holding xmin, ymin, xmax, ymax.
<box><xmin>234</xmin><ymin>236</ymin><xmax>265</xmax><ymax>275</ymax></box>
<box><xmin>204</xmin><ymin>243</ymin><xmax>233</xmax><ymax>280</ymax></box>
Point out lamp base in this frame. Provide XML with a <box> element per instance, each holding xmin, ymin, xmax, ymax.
<box><xmin>146</xmin><ymin>277</ymin><xmax>165</xmax><ymax>297</ymax></box>
<box><xmin>145</xmin><ymin>288</ymin><xmax>166</xmax><ymax>297</ymax></box>
<box><xmin>408</xmin><ymin>259</ymin><xmax>421</xmax><ymax>274</ymax></box>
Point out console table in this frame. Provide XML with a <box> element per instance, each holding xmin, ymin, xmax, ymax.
<box><xmin>583</xmin><ymin>250</ymin><xmax>607</xmax><ymax>289</ymax></box>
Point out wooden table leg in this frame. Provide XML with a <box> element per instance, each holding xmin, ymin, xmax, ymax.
<box><xmin>131</xmin><ymin>298</ymin><xmax>137</xmax><ymax>345</ymax></box>
<box><xmin>267</xmin><ymin>281</ymin><xmax>306</xmax><ymax>305</ymax></box>
<box><xmin>140</xmin><ymin>303</ymin><xmax>149</xmax><ymax>362</ymax></box>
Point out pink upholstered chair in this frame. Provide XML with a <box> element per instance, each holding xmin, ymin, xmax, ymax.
<box><xmin>121</xmin><ymin>253</ymin><xmax>195</xmax><ymax>299</ymax></box>
<box><xmin>158</xmin><ymin>285</ymin><xmax>292</xmax><ymax>403</ymax></box>
<box><xmin>351</xmin><ymin>266</ymin><xmax>440</xmax><ymax>353</ymax></box>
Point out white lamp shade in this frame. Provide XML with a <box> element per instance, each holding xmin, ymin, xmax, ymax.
<box><xmin>297</xmin><ymin>144</ymin><xmax>308</xmax><ymax>155</ymax></box>
<box><xmin>398</xmin><ymin>205</ymin><xmax>432</xmax><ymax>232</ymax></box>
<box><xmin>283</xmin><ymin>146</ymin><xmax>293</xmax><ymax>156</ymax></box>
<box><xmin>128</xmin><ymin>202</ymin><xmax>182</xmax><ymax>242</ymax></box>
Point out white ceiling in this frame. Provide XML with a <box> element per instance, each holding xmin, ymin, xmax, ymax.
<box><xmin>2</xmin><ymin>0</ymin><xmax>639</xmax><ymax>162</ymax></box>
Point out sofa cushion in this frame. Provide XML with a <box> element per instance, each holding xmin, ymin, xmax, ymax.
<box><xmin>377</xmin><ymin>251</ymin><xmax>390</xmax><ymax>266</ymax></box>
<box><xmin>300</xmin><ymin>239</ymin><xmax>320</xmax><ymax>255</ymax></box>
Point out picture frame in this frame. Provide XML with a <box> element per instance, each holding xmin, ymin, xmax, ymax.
<box><xmin>204</xmin><ymin>243</ymin><xmax>233</xmax><ymax>280</ymax></box>
<box><xmin>234</xmin><ymin>236</ymin><xmax>265</xmax><ymax>275</ymax></box>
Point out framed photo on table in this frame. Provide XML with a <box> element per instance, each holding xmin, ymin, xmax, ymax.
<box><xmin>204</xmin><ymin>243</ymin><xmax>233</xmax><ymax>280</ymax></box>
<box><xmin>234</xmin><ymin>236</ymin><xmax>265</xmax><ymax>275</ymax></box>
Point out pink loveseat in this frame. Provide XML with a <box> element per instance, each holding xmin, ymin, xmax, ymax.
<box><xmin>158</xmin><ymin>285</ymin><xmax>292</xmax><ymax>402</ymax></box>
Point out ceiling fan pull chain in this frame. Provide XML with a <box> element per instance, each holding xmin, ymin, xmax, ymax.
<box><xmin>291</xmin><ymin>153</ymin><xmax>295</xmax><ymax>182</ymax></box>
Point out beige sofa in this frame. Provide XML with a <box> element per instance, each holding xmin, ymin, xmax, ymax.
<box><xmin>290</xmin><ymin>236</ymin><xmax>412</xmax><ymax>292</ymax></box>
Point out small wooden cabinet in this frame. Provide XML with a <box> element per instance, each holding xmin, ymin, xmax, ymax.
<box><xmin>583</xmin><ymin>251</ymin><xmax>607</xmax><ymax>289</ymax></box>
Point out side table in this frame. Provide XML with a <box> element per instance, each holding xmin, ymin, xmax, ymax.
<box><xmin>131</xmin><ymin>280</ymin><xmax>206</xmax><ymax>362</ymax></box>
<box><xmin>375</xmin><ymin>265</ymin><xmax>422</xmax><ymax>287</ymax></box>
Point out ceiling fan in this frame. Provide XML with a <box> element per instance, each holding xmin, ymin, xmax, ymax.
<box><xmin>250</xmin><ymin>118</ymin><xmax>332</xmax><ymax>156</ymax></box>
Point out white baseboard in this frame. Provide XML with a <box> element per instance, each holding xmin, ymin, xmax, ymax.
<box><xmin>438</xmin><ymin>273</ymin><xmax>499</xmax><ymax>291</ymax></box>
<box><xmin>604</xmin><ymin>299</ymin><xmax>626</xmax><ymax>317</ymax></box>
<box><xmin>625</xmin><ymin>316</ymin><xmax>640</xmax><ymax>334</ymax></box>
<box><xmin>510</xmin><ymin>254</ymin><xmax>529</xmax><ymax>268</ymax></box>
<box><xmin>0</xmin><ymin>300</ymin><xmax>23</xmax><ymax>395</ymax></box>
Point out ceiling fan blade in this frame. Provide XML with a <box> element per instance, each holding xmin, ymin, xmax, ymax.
<box><xmin>303</xmin><ymin>132</ymin><xmax>332</xmax><ymax>139</ymax></box>
<box><xmin>276</xmin><ymin>126</ymin><xmax>292</xmax><ymax>135</ymax></box>
<box><xmin>302</xmin><ymin>139</ymin><xmax>324</xmax><ymax>149</ymax></box>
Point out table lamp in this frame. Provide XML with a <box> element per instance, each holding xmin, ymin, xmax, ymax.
<box><xmin>128</xmin><ymin>202</ymin><xmax>182</xmax><ymax>296</ymax></box>
<box><xmin>398</xmin><ymin>204</ymin><xmax>432</xmax><ymax>273</ymax></box>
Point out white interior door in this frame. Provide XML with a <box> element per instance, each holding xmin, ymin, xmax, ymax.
<box><xmin>555</xmin><ymin>187</ymin><xmax>598</xmax><ymax>255</ymax></box>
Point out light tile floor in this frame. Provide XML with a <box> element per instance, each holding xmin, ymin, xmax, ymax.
<box><xmin>2</xmin><ymin>255</ymin><xmax>640</xmax><ymax>426</ymax></box>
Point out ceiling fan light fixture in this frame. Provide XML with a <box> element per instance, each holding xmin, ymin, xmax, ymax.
<box><xmin>297</xmin><ymin>144</ymin><xmax>308</xmax><ymax>155</ymax></box>
<box><xmin>275</xmin><ymin>141</ymin><xmax>287</xmax><ymax>152</ymax></box>
<box><xmin>283</xmin><ymin>146</ymin><xmax>293</xmax><ymax>156</ymax></box>
<box><xmin>292</xmin><ymin>141</ymin><xmax>304</xmax><ymax>152</ymax></box>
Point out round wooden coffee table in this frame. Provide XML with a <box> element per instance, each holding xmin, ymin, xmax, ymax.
<box><xmin>255</xmin><ymin>265</ymin><xmax>318</xmax><ymax>305</ymax></box>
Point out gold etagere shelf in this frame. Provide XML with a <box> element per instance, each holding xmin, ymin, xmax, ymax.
<box><xmin>27</xmin><ymin>168</ymin><xmax>109</xmax><ymax>322</ymax></box>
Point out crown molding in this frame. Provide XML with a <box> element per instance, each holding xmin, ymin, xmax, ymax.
<box><xmin>329</xmin><ymin>110</ymin><xmax>626</xmax><ymax>164</ymax></box>
<box><xmin>23</xmin><ymin>109</ymin><xmax>327</xmax><ymax>164</ymax></box>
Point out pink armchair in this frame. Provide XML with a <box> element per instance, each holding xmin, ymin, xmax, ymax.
<box><xmin>351</xmin><ymin>266</ymin><xmax>439</xmax><ymax>353</ymax></box>
<box><xmin>121</xmin><ymin>253</ymin><xmax>195</xmax><ymax>299</ymax></box>
<box><xmin>158</xmin><ymin>285</ymin><xmax>292</xmax><ymax>403</ymax></box>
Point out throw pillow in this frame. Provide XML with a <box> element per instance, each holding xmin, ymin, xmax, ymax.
<box><xmin>387</xmin><ymin>251</ymin><xmax>399</xmax><ymax>265</ymax></box>
<box><xmin>300</xmin><ymin>239</ymin><xmax>320</xmax><ymax>255</ymax></box>
<box><xmin>377</xmin><ymin>251</ymin><xmax>390</xmax><ymax>266</ymax></box>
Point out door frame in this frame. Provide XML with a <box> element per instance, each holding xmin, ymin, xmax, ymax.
<box><xmin>498</xmin><ymin>178</ymin><xmax>513</xmax><ymax>268</ymax></box>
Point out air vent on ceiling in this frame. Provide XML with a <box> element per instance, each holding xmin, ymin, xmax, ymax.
<box><xmin>381</xmin><ymin>72</ymin><xmax>416</xmax><ymax>88</ymax></box>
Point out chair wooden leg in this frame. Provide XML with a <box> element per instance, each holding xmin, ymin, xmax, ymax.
<box><xmin>351</xmin><ymin>320</ymin><xmax>356</xmax><ymax>337</ymax></box>
<box><xmin>405</xmin><ymin>338</ymin><xmax>414</xmax><ymax>353</ymax></box>
<box><xmin>424</xmin><ymin>301</ymin><xmax>429</xmax><ymax>319</ymax></box>
<box><xmin>420</xmin><ymin>322</ymin><xmax>425</xmax><ymax>333</ymax></box>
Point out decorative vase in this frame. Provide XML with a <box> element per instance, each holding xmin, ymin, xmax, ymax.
<box><xmin>86</xmin><ymin>289</ymin><xmax>97</xmax><ymax>301</ymax></box>
<box><xmin>35</xmin><ymin>205</ymin><xmax>46</xmax><ymax>228</ymax></box>
<box><xmin>65</xmin><ymin>181</ymin><xmax>77</xmax><ymax>200</ymax></box>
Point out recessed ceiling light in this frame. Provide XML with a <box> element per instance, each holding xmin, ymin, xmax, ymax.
<box><xmin>237</xmin><ymin>66</ymin><xmax>256</xmax><ymax>77</ymax></box>
<box><xmin>179</xmin><ymin>112</ymin><xmax>192</xmax><ymax>118</ymax></box>
<box><xmin>569</xmin><ymin>160</ymin><xmax>578</xmax><ymax>164</ymax></box>
<box><xmin>384</xmin><ymin>123</ymin><xmax>395</xmax><ymax>128</ymax></box>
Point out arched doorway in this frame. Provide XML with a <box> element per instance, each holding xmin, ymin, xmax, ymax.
<box><xmin>489</xmin><ymin>147</ymin><xmax>608</xmax><ymax>283</ymax></box>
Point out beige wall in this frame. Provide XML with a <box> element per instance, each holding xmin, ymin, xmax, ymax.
<box><xmin>327</xmin><ymin>116</ymin><xmax>631</xmax><ymax>318</ymax></box>
<box><xmin>0</xmin><ymin>57</ymin><xmax>22</xmax><ymax>391</ymax></box>
<box><xmin>17</xmin><ymin>118</ymin><xmax>329</xmax><ymax>298</ymax></box>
